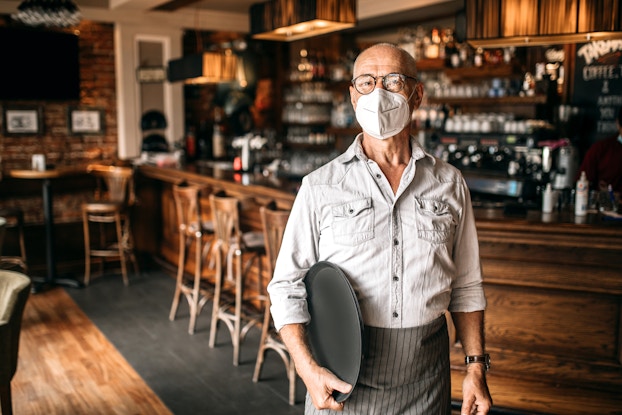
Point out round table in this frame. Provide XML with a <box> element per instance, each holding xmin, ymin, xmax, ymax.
<box><xmin>10</xmin><ymin>167</ymin><xmax>86</xmax><ymax>291</ymax></box>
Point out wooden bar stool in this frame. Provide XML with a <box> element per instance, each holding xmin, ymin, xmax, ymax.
<box><xmin>82</xmin><ymin>165</ymin><xmax>139</xmax><ymax>286</ymax></box>
<box><xmin>169</xmin><ymin>182</ymin><xmax>215</xmax><ymax>335</ymax></box>
<box><xmin>0</xmin><ymin>207</ymin><xmax>28</xmax><ymax>273</ymax></box>
<box><xmin>208</xmin><ymin>192</ymin><xmax>265</xmax><ymax>366</ymax></box>
<box><xmin>252</xmin><ymin>203</ymin><xmax>298</xmax><ymax>405</ymax></box>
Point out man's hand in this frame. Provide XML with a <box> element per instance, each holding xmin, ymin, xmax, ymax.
<box><xmin>300</xmin><ymin>364</ymin><xmax>352</xmax><ymax>411</ymax></box>
<box><xmin>279</xmin><ymin>323</ymin><xmax>352</xmax><ymax>411</ymax></box>
<box><xmin>461</xmin><ymin>364</ymin><xmax>492</xmax><ymax>415</ymax></box>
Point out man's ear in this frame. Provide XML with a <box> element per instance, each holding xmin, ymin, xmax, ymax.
<box><xmin>412</xmin><ymin>82</ymin><xmax>424</xmax><ymax>109</ymax></box>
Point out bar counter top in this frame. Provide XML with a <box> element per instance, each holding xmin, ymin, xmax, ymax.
<box><xmin>137</xmin><ymin>161</ymin><xmax>622</xmax><ymax>234</ymax></box>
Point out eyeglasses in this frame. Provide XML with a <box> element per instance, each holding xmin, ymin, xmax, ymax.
<box><xmin>351</xmin><ymin>73</ymin><xmax>418</xmax><ymax>95</ymax></box>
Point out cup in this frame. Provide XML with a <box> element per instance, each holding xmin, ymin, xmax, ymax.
<box><xmin>32</xmin><ymin>154</ymin><xmax>46</xmax><ymax>171</ymax></box>
<box><xmin>598</xmin><ymin>190</ymin><xmax>620</xmax><ymax>213</ymax></box>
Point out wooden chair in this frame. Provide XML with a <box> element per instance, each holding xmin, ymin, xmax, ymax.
<box><xmin>208</xmin><ymin>192</ymin><xmax>265</xmax><ymax>366</ymax></box>
<box><xmin>252</xmin><ymin>203</ymin><xmax>297</xmax><ymax>405</ymax></box>
<box><xmin>169</xmin><ymin>182</ymin><xmax>215</xmax><ymax>335</ymax></box>
<box><xmin>0</xmin><ymin>208</ymin><xmax>27</xmax><ymax>273</ymax></box>
<box><xmin>0</xmin><ymin>270</ymin><xmax>31</xmax><ymax>415</ymax></box>
<box><xmin>82</xmin><ymin>164</ymin><xmax>139</xmax><ymax>286</ymax></box>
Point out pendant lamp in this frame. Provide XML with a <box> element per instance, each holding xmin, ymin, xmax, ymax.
<box><xmin>12</xmin><ymin>0</ymin><xmax>81</xmax><ymax>27</ymax></box>
<box><xmin>168</xmin><ymin>50</ymin><xmax>238</xmax><ymax>84</ymax></box>
<box><xmin>250</xmin><ymin>0</ymin><xmax>356</xmax><ymax>42</ymax></box>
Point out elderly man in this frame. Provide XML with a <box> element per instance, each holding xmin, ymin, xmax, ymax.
<box><xmin>268</xmin><ymin>43</ymin><xmax>492</xmax><ymax>415</ymax></box>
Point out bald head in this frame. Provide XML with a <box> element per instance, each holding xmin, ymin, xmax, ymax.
<box><xmin>352</xmin><ymin>43</ymin><xmax>418</xmax><ymax>79</ymax></box>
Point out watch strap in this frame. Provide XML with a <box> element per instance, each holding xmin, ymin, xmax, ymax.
<box><xmin>465</xmin><ymin>354</ymin><xmax>490</xmax><ymax>370</ymax></box>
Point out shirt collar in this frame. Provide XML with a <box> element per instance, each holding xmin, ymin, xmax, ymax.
<box><xmin>336</xmin><ymin>133</ymin><xmax>436</xmax><ymax>165</ymax></box>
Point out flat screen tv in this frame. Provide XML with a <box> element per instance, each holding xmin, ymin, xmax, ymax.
<box><xmin>0</xmin><ymin>27</ymin><xmax>80</xmax><ymax>101</ymax></box>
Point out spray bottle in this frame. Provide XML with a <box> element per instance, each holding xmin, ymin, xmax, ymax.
<box><xmin>575</xmin><ymin>171</ymin><xmax>589</xmax><ymax>217</ymax></box>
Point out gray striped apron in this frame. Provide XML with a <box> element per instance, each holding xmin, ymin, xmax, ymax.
<box><xmin>305</xmin><ymin>315</ymin><xmax>450</xmax><ymax>415</ymax></box>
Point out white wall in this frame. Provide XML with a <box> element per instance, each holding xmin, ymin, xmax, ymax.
<box><xmin>115</xmin><ymin>24</ymin><xmax>184</xmax><ymax>159</ymax></box>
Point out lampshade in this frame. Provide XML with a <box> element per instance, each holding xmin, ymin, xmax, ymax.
<box><xmin>167</xmin><ymin>51</ymin><xmax>238</xmax><ymax>84</ymax></box>
<box><xmin>466</xmin><ymin>0</ymin><xmax>622</xmax><ymax>47</ymax></box>
<box><xmin>12</xmin><ymin>0</ymin><xmax>82</xmax><ymax>27</ymax></box>
<box><xmin>250</xmin><ymin>0</ymin><xmax>356</xmax><ymax>42</ymax></box>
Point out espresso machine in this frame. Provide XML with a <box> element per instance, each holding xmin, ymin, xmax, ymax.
<box><xmin>425</xmin><ymin>124</ymin><xmax>566</xmax><ymax>208</ymax></box>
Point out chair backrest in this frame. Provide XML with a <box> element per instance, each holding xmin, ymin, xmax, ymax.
<box><xmin>87</xmin><ymin>164</ymin><xmax>135</xmax><ymax>205</ymax></box>
<box><xmin>0</xmin><ymin>270</ymin><xmax>31</xmax><ymax>382</ymax></box>
<box><xmin>260</xmin><ymin>205</ymin><xmax>290</xmax><ymax>276</ymax></box>
<box><xmin>209</xmin><ymin>193</ymin><xmax>241</xmax><ymax>246</ymax></box>
<box><xmin>172</xmin><ymin>182</ymin><xmax>209</xmax><ymax>236</ymax></box>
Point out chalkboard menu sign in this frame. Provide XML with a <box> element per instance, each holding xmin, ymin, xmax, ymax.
<box><xmin>572</xmin><ymin>41</ymin><xmax>622</xmax><ymax>144</ymax></box>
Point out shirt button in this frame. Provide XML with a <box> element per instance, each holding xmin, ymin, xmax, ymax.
<box><xmin>393</xmin><ymin>312</ymin><xmax>399</xmax><ymax>318</ymax></box>
<box><xmin>393</xmin><ymin>275</ymin><xmax>399</xmax><ymax>281</ymax></box>
<box><xmin>393</xmin><ymin>239</ymin><xmax>399</xmax><ymax>245</ymax></box>
<box><xmin>376</xmin><ymin>174</ymin><xmax>381</xmax><ymax>179</ymax></box>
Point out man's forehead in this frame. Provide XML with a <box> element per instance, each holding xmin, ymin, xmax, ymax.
<box><xmin>355</xmin><ymin>63</ymin><xmax>403</xmax><ymax>77</ymax></box>
<box><xmin>355</xmin><ymin>48</ymin><xmax>405</xmax><ymax>74</ymax></box>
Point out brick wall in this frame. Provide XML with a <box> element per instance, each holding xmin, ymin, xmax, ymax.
<box><xmin>0</xmin><ymin>19</ymin><xmax>117</xmax><ymax>225</ymax></box>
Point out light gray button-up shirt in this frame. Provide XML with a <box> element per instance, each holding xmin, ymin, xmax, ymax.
<box><xmin>268</xmin><ymin>134</ymin><xmax>486</xmax><ymax>331</ymax></box>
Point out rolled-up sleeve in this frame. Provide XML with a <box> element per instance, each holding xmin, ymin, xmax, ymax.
<box><xmin>268</xmin><ymin>177</ymin><xmax>319</xmax><ymax>331</ymax></box>
<box><xmin>448</xmin><ymin>177</ymin><xmax>486</xmax><ymax>313</ymax></box>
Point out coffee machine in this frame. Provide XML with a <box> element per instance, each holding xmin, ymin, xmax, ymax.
<box><xmin>425</xmin><ymin>125</ymin><xmax>560</xmax><ymax>207</ymax></box>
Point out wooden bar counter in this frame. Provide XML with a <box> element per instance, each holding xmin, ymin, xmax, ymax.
<box><xmin>136</xmin><ymin>162</ymin><xmax>622</xmax><ymax>415</ymax></box>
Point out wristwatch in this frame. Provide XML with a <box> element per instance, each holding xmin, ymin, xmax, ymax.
<box><xmin>465</xmin><ymin>354</ymin><xmax>490</xmax><ymax>371</ymax></box>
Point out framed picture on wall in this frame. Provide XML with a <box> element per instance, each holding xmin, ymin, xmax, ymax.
<box><xmin>69</xmin><ymin>107</ymin><xmax>104</xmax><ymax>135</ymax></box>
<box><xmin>2</xmin><ymin>106</ymin><xmax>43</xmax><ymax>135</ymax></box>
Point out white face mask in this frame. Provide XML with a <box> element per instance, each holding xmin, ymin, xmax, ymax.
<box><xmin>355</xmin><ymin>88</ymin><xmax>412</xmax><ymax>140</ymax></box>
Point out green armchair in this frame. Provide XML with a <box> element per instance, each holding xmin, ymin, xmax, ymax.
<box><xmin>0</xmin><ymin>271</ymin><xmax>31</xmax><ymax>415</ymax></box>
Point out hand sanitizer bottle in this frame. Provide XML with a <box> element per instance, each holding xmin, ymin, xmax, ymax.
<box><xmin>542</xmin><ymin>183</ymin><xmax>554</xmax><ymax>213</ymax></box>
<box><xmin>575</xmin><ymin>171</ymin><xmax>589</xmax><ymax>217</ymax></box>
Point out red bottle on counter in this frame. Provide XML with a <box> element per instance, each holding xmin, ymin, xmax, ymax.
<box><xmin>185</xmin><ymin>127</ymin><xmax>196</xmax><ymax>160</ymax></box>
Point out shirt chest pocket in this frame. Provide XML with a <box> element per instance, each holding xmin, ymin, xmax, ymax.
<box><xmin>414</xmin><ymin>197</ymin><xmax>455</xmax><ymax>244</ymax></box>
<box><xmin>331</xmin><ymin>198</ymin><xmax>375</xmax><ymax>246</ymax></box>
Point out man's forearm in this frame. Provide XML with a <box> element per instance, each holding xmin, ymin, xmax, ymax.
<box><xmin>452</xmin><ymin>310</ymin><xmax>493</xmax><ymax>414</ymax></box>
<box><xmin>279</xmin><ymin>323</ymin><xmax>318</xmax><ymax>379</ymax></box>
<box><xmin>451</xmin><ymin>310</ymin><xmax>485</xmax><ymax>355</ymax></box>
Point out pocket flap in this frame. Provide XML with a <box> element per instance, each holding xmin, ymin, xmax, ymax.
<box><xmin>332</xmin><ymin>198</ymin><xmax>372</xmax><ymax>218</ymax></box>
<box><xmin>416</xmin><ymin>198</ymin><xmax>450</xmax><ymax>215</ymax></box>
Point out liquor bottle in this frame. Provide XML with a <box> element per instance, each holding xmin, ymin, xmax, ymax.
<box><xmin>474</xmin><ymin>47</ymin><xmax>484</xmax><ymax>67</ymax></box>
<box><xmin>316</xmin><ymin>51</ymin><xmax>327</xmax><ymax>81</ymax></box>
<box><xmin>459</xmin><ymin>42</ymin><xmax>471</xmax><ymax>67</ymax></box>
<box><xmin>426</xmin><ymin>28</ymin><xmax>440</xmax><ymax>59</ymax></box>
<box><xmin>212</xmin><ymin>109</ymin><xmax>226</xmax><ymax>160</ymax></box>
<box><xmin>185</xmin><ymin>126</ymin><xmax>196</xmax><ymax>161</ymax></box>
<box><xmin>197</xmin><ymin>120</ymin><xmax>212</xmax><ymax>160</ymax></box>
<box><xmin>444</xmin><ymin>29</ymin><xmax>459</xmax><ymax>68</ymax></box>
